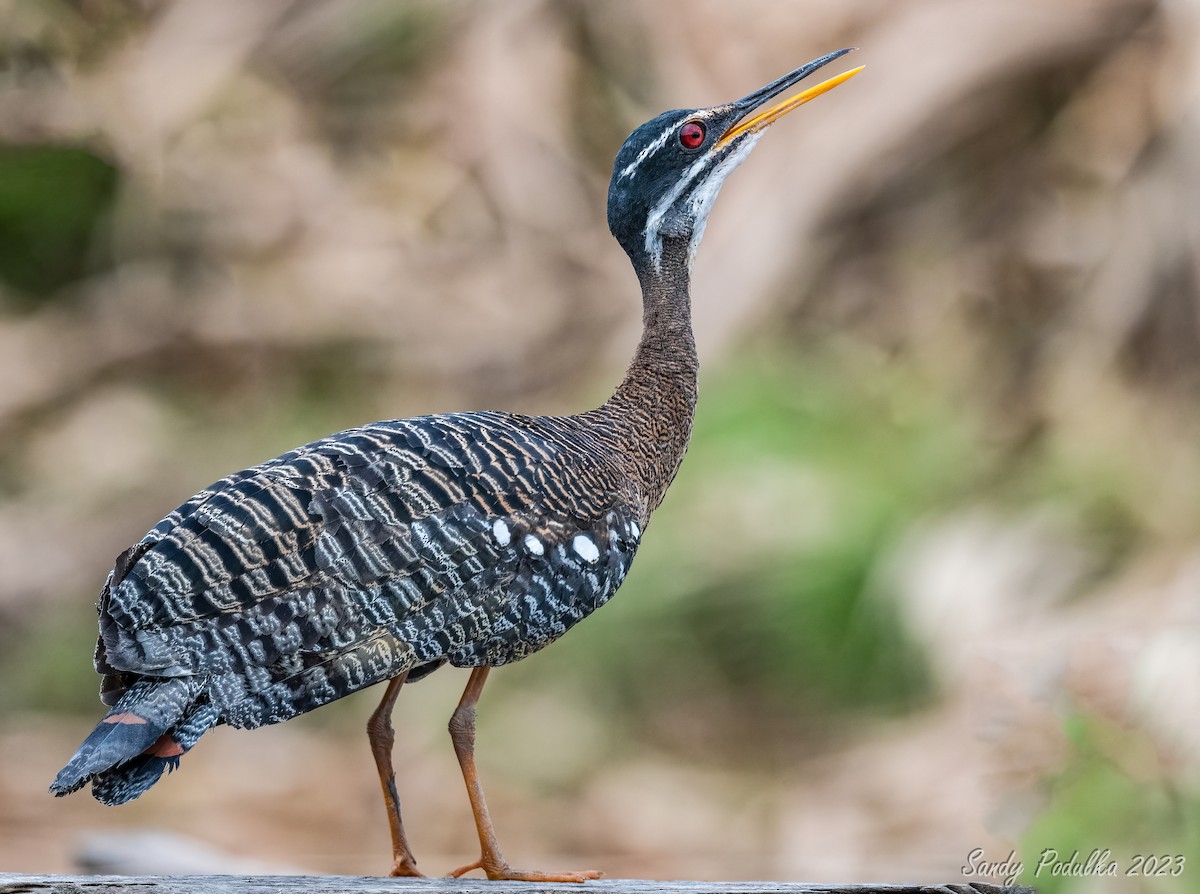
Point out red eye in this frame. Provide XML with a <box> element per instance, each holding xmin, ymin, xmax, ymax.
<box><xmin>679</xmin><ymin>121</ymin><xmax>705</xmax><ymax>149</ymax></box>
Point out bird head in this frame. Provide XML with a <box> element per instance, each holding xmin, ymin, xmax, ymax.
<box><xmin>607</xmin><ymin>48</ymin><xmax>862</xmax><ymax>274</ymax></box>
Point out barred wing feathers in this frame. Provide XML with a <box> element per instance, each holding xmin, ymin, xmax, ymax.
<box><xmin>57</xmin><ymin>412</ymin><xmax>642</xmax><ymax>802</ymax></box>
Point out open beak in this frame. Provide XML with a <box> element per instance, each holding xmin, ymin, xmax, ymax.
<box><xmin>715</xmin><ymin>48</ymin><xmax>863</xmax><ymax>151</ymax></box>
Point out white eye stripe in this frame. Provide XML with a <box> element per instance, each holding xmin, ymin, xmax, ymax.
<box><xmin>620</xmin><ymin>107</ymin><xmax>728</xmax><ymax>181</ymax></box>
<box><xmin>619</xmin><ymin>117</ymin><xmax>684</xmax><ymax>181</ymax></box>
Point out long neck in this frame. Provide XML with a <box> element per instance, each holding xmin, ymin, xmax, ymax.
<box><xmin>591</xmin><ymin>237</ymin><xmax>698</xmax><ymax>514</ymax></box>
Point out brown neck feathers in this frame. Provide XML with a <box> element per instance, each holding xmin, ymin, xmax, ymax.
<box><xmin>590</xmin><ymin>237</ymin><xmax>699</xmax><ymax>515</ymax></box>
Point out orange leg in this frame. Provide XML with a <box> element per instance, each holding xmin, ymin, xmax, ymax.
<box><xmin>447</xmin><ymin>667</ymin><xmax>601</xmax><ymax>882</ymax></box>
<box><xmin>367</xmin><ymin>671</ymin><xmax>424</xmax><ymax>878</ymax></box>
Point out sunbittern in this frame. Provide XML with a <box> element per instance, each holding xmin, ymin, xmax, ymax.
<box><xmin>51</xmin><ymin>49</ymin><xmax>862</xmax><ymax>880</ymax></box>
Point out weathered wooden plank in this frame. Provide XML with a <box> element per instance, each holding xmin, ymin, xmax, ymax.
<box><xmin>0</xmin><ymin>875</ymin><xmax>1033</xmax><ymax>894</ymax></box>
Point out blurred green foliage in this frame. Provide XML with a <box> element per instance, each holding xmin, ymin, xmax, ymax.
<box><xmin>1019</xmin><ymin>711</ymin><xmax>1200</xmax><ymax>894</ymax></box>
<box><xmin>0</xmin><ymin>599</ymin><xmax>101</xmax><ymax>716</ymax></box>
<box><xmin>0</xmin><ymin>145</ymin><xmax>118</xmax><ymax>306</ymax></box>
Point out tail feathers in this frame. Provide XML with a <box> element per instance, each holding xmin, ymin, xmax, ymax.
<box><xmin>91</xmin><ymin>701</ymin><xmax>219</xmax><ymax>806</ymax></box>
<box><xmin>50</xmin><ymin>676</ymin><xmax>205</xmax><ymax>799</ymax></box>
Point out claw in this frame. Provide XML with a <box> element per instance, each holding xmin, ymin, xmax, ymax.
<box><xmin>450</xmin><ymin>858</ymin><xmax>601</xmax><ymax>883</ymax></box>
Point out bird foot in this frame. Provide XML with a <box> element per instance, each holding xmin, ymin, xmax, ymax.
<box><xmin>388</xmin><ymin>856</ymin><xmax>425</xmax><ymax>878</ymax></box>
<box><xmin>449</xmin><ymin>858</ymin><xmax>601</xmax><ymax>883</ymax></box>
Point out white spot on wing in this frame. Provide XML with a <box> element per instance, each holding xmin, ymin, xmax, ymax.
<box><xmin>630</xmin><ymin>521</ymin><xmax>641</xmax><ymax>539</ymax></box>
<box><xmin>492</xmin><ymin>519</ymin><xmax>511</xmax><ymax>547</ymax></box>
<box><xmin>523</xmin><ymin>535</ymin><xmax>544</xmax><ymax>556</ymax></box>
<box><xmin>572</xmin><ymin>534</ymin><xmax>600</xmax><ymax>564</ymax></box>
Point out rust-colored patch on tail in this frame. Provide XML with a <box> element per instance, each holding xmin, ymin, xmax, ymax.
<box><xmin>102</xmin><ymin>711</ymin><xmax>148</xmax><ymax>725</ymax></box>
<box><xmin>145</xmin><ymin>734</ymin><xmax>184</xmax><ymax>758</ymax></box>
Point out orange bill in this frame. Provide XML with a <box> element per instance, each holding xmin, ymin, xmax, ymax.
<box><xmin>717</xmin><ymin>65</ymin><xmax>864</xmax><ymax>150</ymax></box>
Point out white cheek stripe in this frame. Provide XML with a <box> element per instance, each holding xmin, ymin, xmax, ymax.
<box><xmin>684</xmin><ymin>134</ymin><xmax>759</xmax><ymax>265</ymax></box>
<box><xmin>642</xmin><ymin>132</ymin><xmax>760</xmax><ymax>271</ymax></box>
<box><xmin>643</xmin><ymin>154</ymin><xmax>710</xmax><ymax>269</ymax></box>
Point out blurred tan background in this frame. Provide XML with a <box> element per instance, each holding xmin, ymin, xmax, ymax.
<box><xmin>0</xmin><ymin>0</ymin><xmax>1197</xmax><ymax>891</ymax></box>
